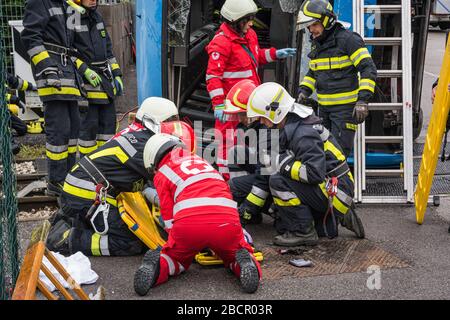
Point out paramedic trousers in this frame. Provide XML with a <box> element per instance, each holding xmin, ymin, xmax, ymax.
<box><xmin>44</xmin><ymin>100</ymin><xmax>80</xmax><ymax>183</ymax></box>
<box><xmin>78</xmin><ymin>101</ymin><xmax>116</xmax><ymax>156</ymax></box>
<box><xmin>152</xmin><ymin>214</ymin><xmax>261</xmax><ymax>287</ymax></box>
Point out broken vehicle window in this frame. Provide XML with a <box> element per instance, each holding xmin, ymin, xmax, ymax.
<box><xmin>168</xmin><ymin>0</ymin><xmax>191</xmax><ymax>47</ymax></box>
<box><xmin>278</xmin><ymin>0</ymin><xmax>301</xmax><ymax>14</ymax></box>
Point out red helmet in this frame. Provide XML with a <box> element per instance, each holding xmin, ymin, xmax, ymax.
<box><xmin>160</xmin><ymin>121</ymin><xmax>197</xmax><ymax>154</ymax></box>
<box><xmin>224</xmin><ymin>80</ymin><xmax>257</xmax><ymax>118</ymax></box>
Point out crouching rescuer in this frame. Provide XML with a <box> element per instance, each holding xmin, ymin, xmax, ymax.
<box><xmin>247</xmin><ymin>83</ymin><xmax>365</xmax><ymax>246</ymax></box>
<box><xmin>134</xmin><ymin>134</ymin><xmax>261</xmax><ymax>295</ymax></box>
<box><xmin>46</xmin><ymin>97</ymin><xmax>179</xmax><ymax>256</ymax></box>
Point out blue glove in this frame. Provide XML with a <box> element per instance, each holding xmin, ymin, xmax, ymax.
<box><xmin>214</xmin><ymin>105</ymin><xmax>225</xmax><ymax>123</ymax></box>
<box><xmin>276</xmin><ymin>48</ymin><xmax>297</xmax><ymax>59</ymax></box>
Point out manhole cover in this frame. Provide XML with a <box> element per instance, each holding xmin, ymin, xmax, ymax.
<box><xmin>260</xmin><ymin>239</ymin><xmax>409</xmax><ymax>280</ymax></box>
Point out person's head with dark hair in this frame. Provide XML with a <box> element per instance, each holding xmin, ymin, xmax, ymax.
<box><xmin>220</xmin><ymin>0</ymin><xmax>258</xmax><ymax>36</ymax></box>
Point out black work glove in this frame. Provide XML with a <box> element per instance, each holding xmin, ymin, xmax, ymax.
<box><xmin>278</xmin><ymin>151</ymin><xmax>295</xmax><ymax>175</ymax></box>
<box><xmin>297</xmin><ymin>91</ymin><xmax>308</xmax><ymax>104</ymax></box>
<box><xmin>9</xmin><ymin>95</ymin><xmax>26</xmax><ymax>113</ymax></box>
<box><xmin>353</xmin><ymin>101</ymin><xmax>369</xmax><ymax>124</ymax></box>
<box><xmin>238</xmin><ymin>201</ymin><xmax>259</xmax><ymax>226</ymax></box>
<box><xmin>30</xmin><ymin>83</ymin><xmax>38</xmax><ymax>91</ymax></box>
<box><xmin>44</xmin><ymin>70</ymin><xmax>62</xmax><ymax>91</ymax></box>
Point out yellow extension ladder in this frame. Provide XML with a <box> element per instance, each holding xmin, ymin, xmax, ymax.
<box><xmin>415</xmin><ymin>34</ymin><xmax>450</xmax><ymax>224</ymax></box>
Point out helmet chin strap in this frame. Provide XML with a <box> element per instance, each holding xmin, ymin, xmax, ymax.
<box><xmin>87</xmin><ymin>4</ymin><xmax>98</xmax><ymax>11</ymax></box>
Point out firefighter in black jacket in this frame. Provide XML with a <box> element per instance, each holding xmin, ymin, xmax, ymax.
<box><xmin>21</xmin><ymin>0</ymin><xmax>86</xmax><ymax>195</ymax></box>
<box><xmin>71</xmin><ymin>0</ymin><xmax>124</xmax><ymax>156</ymax></box>
<box><xmin>46</xmin><ymin>97</ymin><xmax>179</xmax><ymax>256</ymax></box>
<box><xmin>247</xmin><ymin>82</ymin><xmax>365</xmax><ymax>246</ymax></box>
<box><xmin>297</xmin><ymin>0</ymin><xmax>377</xmax><ymax>157</ymax></box>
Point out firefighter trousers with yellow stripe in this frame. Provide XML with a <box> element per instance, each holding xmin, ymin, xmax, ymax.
<box><xmin>78</xmin><ymin>101</ymin><xmax>116</xmax><ymax>156</ymax></box>
<box><xmin>229</xmin><ymin>173</ymin><xmax>272</xmax><ymax>213</ymax></box>
<box><xmin>44</xmin><ymin>100</ymin><xmax>80</xmax><ymax>183</ymax></box>
<box><xmin>318</xmin><ymin>104</ymin><xmax>357</xmax><ymax>158</ymax></box>
<box><xmin>269</xmin><ymin>173</ymin><xmax>354</xmax><ymax>237</ymax></box>
<box><xmin>56</xmin><ymin>194</ymin><xmax>145</xmax><ymax>256</ymax></box>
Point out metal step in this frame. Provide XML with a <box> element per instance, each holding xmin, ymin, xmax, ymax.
<box><xmin>365</xmin><ymin>169</ymin><xmax>404</xmax><ymax>177</ymax></box>
<box><xmin>180</xmin><ymin>106</ymin><xmax>214</xmax><ymax>123</ymax></box>
<box><xmin>364</xmin><ymin>5</ymin><xmax>402</xmax><ymax>14</ymax></box>
<box><xmin>377</xmin><ymin>70</ymin><xmax>403</xmax><ymax>78</ymax></box>
<box><xmin>191</xmin><ymin>90</ymin><xmax>211</xmax><ymax>103</ymax></box>
<box><xmin>364</xmin><ymin>37</ymin><xmax>402</xmax><ymax>46</ymax></box>
<box><xmin>365</xmin><ymin>136</ymin><xmax>403</xmax><ymax>144</ymax></box>
<box><xmin>368</xmin><ymin>103</ymin><xmax>403</xmax><ymax>111</ymax></box>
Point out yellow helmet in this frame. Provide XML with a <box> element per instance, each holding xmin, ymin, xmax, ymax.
<box><xmin>297</xmin><ymin>0</ymin><xmax>336</xmax><ymax>30</ymax></box>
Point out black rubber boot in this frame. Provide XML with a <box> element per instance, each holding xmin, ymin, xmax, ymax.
<box><xmin>46</xmin><ymin>220</ymin><xmax>72</xmax><ymax>255</ymax></box>
<box><xmin>134</xmin><ymin>249</ymin><xmax>161</xmax><ymax>296</ymax></box>
<box><xmin>235</xmin><ymin>249</ymin><xmax>259</xmax><ymax>294</ymax></box>
<box><xmin>47</xmin><ymin>180</ymin><xmax>64</xmax><ymax>197</ymax></box>
<box><xmin>273</xmin><ymin>227</ymin><xmax>319</xmax><ymax>247</ymax></box>
<box><xmin>339</xmin><ymin>206</ymin><xmax>365</xmax><ymax>239</ymax></box>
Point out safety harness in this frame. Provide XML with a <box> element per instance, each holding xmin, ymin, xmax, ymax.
<box><xmin>78</xmin><ymin>157</ymin><xmax>115</xmax><ymax>235</ymax></box>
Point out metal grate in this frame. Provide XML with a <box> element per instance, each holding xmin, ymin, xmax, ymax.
<box><xmin>1</xmin><ymin>0</ymin><xmax>25</xmax><ymax>74</ymax></box>
<box><xmin>261</xmin><ymin>239</ymin><xmax>409</xmax><ymax>280</ymax></box>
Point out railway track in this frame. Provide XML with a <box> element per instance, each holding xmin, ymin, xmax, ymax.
<box><xmin>1</xmin><ymin>158</ymin><xmax>59</xmax><ymax>212</ymax></box>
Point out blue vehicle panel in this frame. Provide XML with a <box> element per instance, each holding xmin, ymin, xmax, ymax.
<box><xmin>136</xmin><ymin>0</ymin><xmax>163</xmax><ymax>104</ymax></box>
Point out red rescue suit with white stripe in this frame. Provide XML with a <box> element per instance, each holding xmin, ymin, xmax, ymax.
<box><xmin>152</xmin><ymin>148</ymin><xmax>260</xmax><ymax>286</ymax></box>
<box><xmin>206</xmin><ymin>23</ymin><xmax>277</xmax><ymax>177</ymax></box>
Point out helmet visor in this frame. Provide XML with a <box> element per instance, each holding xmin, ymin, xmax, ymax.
<box><xmin>142</xmin><ymin>114</ymin><xmax>162</xmax><ymax>133</ymax></box>
<box><xmin>296</xmin><ymin>11</ymin><xmax>318</xmax><ymax>31</ymax></box>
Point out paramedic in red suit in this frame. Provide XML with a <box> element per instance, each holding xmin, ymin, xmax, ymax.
<box><xmin>206</xmin><ymin>0</ymin><xmax>296</xmax><ymax>179</ymax></box>
<box><xmin>134</xmin><ymin>133</ymin><xmax>261</xmax><ymax>295</ymax></box>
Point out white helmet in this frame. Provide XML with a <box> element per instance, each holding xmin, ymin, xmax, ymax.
<box><xmin>136</xmin><ymin>97</ymin><xmax>179</xmax><ymax>133</ymax></box>
<box><xmin>247</xmin><ymin>82</ymin><xmax>296</xmax><ymax>124</ymax></box>
<box><xmin>220</xmin><ymin>0</ymin><xmax>258</xmax><ymax>22</ymax></box>
<box><xmin>143</xmin><ymin>133</ymin><xmax>185</xmax><ymax>174</ymax></box>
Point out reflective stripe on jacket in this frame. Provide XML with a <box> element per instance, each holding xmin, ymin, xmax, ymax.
<box><xmin>62</xmin><ymin>122</ymin><xmax>152</xmax><ymax>209</ymax></box>
<box><xmin>299</xmin><ymin>23</ymin><xmax>377</xmax><ymax>106</ymax></box>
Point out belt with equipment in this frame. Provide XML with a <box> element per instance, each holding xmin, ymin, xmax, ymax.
<box><xmin>44</xmin><ymin>42</ymin><xmax>79</xmax><ymax>66</ymax></box>
<box><xmin>78</xmin><ymin>157</ymin><xmax>116</xmax><ymax>235</ymax></box>
<box><xmin>91</xmin><ymin>60</ymin><xmax>113</xmax><ymax>81</ymax></box>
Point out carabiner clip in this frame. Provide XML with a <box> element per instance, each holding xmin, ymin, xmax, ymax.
<box><xmin>61</xmin><ymin>53</ymin><xmax>67</xmax><ymax>67</ymax></box>
<box><xmin>90</xmin><ymin>201</ymin><xmax>110</xmax><ymax>236</ymax></box>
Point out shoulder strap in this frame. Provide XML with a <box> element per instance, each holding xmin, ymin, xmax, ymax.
<box><xmin>240</xmin><ymin>44</ymin><xmax>258</xmax><ymax>69</ymax></box>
